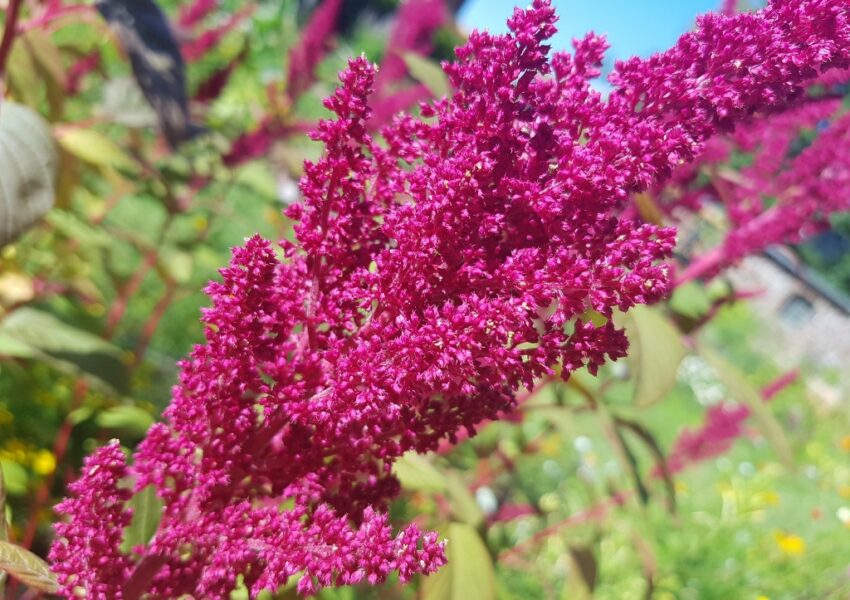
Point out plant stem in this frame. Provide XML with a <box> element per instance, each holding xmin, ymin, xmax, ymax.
<box><xmin>0</xmin><ymin>0</ymin><xmax>24</xmax><ymax>85</ymax></box>
<box><xmin>132</xmin><ymin>281</ymin><xmax>178</xmax><ymax>366</ymax></box>
<box><xmin>17</xmin><ymin>4</ymin><xmax>92</xmax><ymax>34</ymax></box>
<box><xmin>20</xmin><ymin>380</ymin><xmax>87</xmax><ymax>551</ymax></box>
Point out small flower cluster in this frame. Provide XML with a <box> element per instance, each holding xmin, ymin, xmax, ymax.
<box><xmin>659</xmin><ymin>67</ymin><xmax>850</xmax><ymax>281</ymax></box>
<box><xmin>49</xmin><ymin>441</ymin><xmax>132</xmax><ymax>598</ymax></box>
<box><xmin>666</xmin><ymin>370</ymin><xmax>797</xmax><ymax>473</ymax></box>
<box><xmin>51</xmin><ymin>1</ymin><xmax>850</xmax><ymax>597</ymax></box>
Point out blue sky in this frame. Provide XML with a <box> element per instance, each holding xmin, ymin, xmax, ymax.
<box><xmin>458</xmin><ymin>0</ymin><xmax>722</xmax><ymax>60</ymax></box>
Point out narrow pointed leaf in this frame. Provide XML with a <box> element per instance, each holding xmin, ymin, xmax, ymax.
<box><xmin>624</xmin><ymin>306</ymin><xmax>686</xmax><ymax>407</ymax></box>
<box><xmin>97</xmin><ymin>406</ymin><xmax>155</xmax><ymax>437</ymax></box>
<box><xmin>0</xmin><ymin>540</ymin><xmax>58</xmax><ymax>593</ymax></box>
<box><xmin>121</xmin><ymin>485</ymin><xmax>164</xmax><ymax>552</ymax></box>
<box><xmin>0</xmin><ymin>308</ymin><xmax>129</xmax><ymax>392</ymax></box>
<box><xmin>402</xmin><ymin>52</ymin><xmax>450</xmax><ymax>98</ymax></box>
<box><xmin>701</xmin><ymin>347</ymin><xmax>795</xmax><ymax>470</ymax></box>
<box><xmin>421</xmin><ymin>522</ymin><xmax>495</xmax><ymax>600</ymax></box>
<box><xmin>445</xmin><ymin>473</ymin><xmax>483</xmax><ymax>527</ymax></box>
<box><xmin>394</xmin><ymin>453</ymin><xmax>447</xmax><ymax>493</ymax></box>
<box><xmin>56</xmin><ymin>127</ymin><xmax>136</xmax><ymax>171</ymax></box>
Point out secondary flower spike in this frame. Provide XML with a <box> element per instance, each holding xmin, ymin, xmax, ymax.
<box><xmin>50</xmin><ymin>1</ymin><xmax>850</xmax><ymax>597</ymax></box>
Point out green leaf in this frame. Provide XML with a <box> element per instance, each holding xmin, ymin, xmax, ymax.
<box><xmin>121</xmin><ymin>485</ymin><xmax>163</xmax><ymax>553</ymax></box>
<box><xmin>99</xmin><ymin>77</ymin><xmax>157</xmax><ymax>128</ymax></box>
<box><xmin>401</xmin><ymin>52</ymin><xmax>450</xmax><ymax>98</ymax></box>
<box><xmin>0</xmin><ymin>461</ymin><xmax>5</xmax><ymax>591</ymax></box>
<box><xmin>21</xmin><ymin>30</ymin><xmax>67</xmax><ymax>118</ymax></box>
<box><xmin>445</xmin><ymin>473</ymin><xmax>484</xmax><ymax>527</ymax></box>
<box><xmin>0</xmin><ymin>460</ymin><xmax>29</xmax><ymax>497</ymax></box>
<box><xmin>45</xmin><ymin>209</ymin><xmax>112</xmax><ymax>247</ymax></box>
<box><xmin>0</xmin><ymin>308</ymin><xmax>129</xmax><ymax>392</ymax></box>
<box><xmin>234</xmin><ymin>162</ymin><xmax>278</xmax><ymax>199</ymax></box>
<box><xmin>96</xmin><ymin>406</ymin><xmax>155</xmax><ymax>437</ymax></box>
<box><xmin>21</xmin><ymin>31</ymin><xmax>67</xmax><ymax>89</ymax></box>
<box><xmin>6</xmin><ymin>45</ymin><xmax>41</xmax><ymax>108</ymax></box>
<box><xmin>68</xmin><ymin>405</ymin><xmax>95</xmax><ymax>425</ymax></box>
<box><xmin>0</xmin><ymin>540</ymin><xmax>58</xmax><ymax>593</ymax></box>
<box><xmin>0</xmin><ymin>101</ymin><xmax>58</xmax><ymax>246</ymax></box>
<box><xmin>56</xmin><ymin>127</ymin><xmax>135</xmax><ymax>172</ymax></box>
<box><xmin>701</xmin><ymin>347</ymin><xmax>795</xmax><ymax>470</ymax></box>
<box><xmin>394</xmin><ymin>452</ymin><xmax>447</xmax><ymax>493</ymax></box>
<box><xmin>421</xmin><ymin>522</ymin><xmax>495</xmax><ymax>600</ymax></box>
<box><xmin>624</xmin><ymin>306</ymin><xmax>686</xmax><ymax>407</ymax></box>
<box><xmin>668</xmin><ymin>282</ymin><xmax>712</xmax><ymax>319</ymax></box>
<box><xmin>0</xmin><ymin>334</ymin><xmax>37</xmax><ymax>358</ymax></box>
<box><xmin>616</xmin><ymin>417</ymin><xmax>677</xmax><ymax>513</ymax></box>
<box><xmin>562</xmin><ymin>545</ymin><xmax>598</xmax><ymax>600</ymax></box>
<box><xmin>158</xmin><ymin>248</ymin><xmax>194</xmax><ymax>284</ymax></box>
<box><xmin>633</xmin><ymin>192</ymin><xmax>665</xmax><ymax>226</ymax></box>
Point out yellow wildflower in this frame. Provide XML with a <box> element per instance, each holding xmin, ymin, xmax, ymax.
<box><xmin>539</xmin><ymin>434</ymin><xmax>560</xmax><ymax>457</ymax></box>
<box><xmin>774</xmin><ymin>531</ymin><xmax>805</xmax><ymax>556</ymax></box>
<box><xmin>31</xmin><ymin>449</ymin><xmax>56</xmax><ymax>476</ymax></box>
<box><xmin>754</xmin><ymin>490</ymin><xmax>780</xmax><ymax>507</ymax></box>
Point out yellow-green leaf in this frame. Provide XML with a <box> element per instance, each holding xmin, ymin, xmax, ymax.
<box><xmin>21</xmin><ymin>30</ymin><xmax>68</xmax><ymax>118</ymax></box>
<box><xmin>96</xmin><ymin>406</ymin><xmax>155</xmax><ymax>437</ymax></box>
<box><xmin>6</xmin><ymin>45</ymin><xmax>41</xmax><ymax>108</ymax></box>
<box><xmin>0</xmin><ymin>307</ymin><xmax>129</xmax><ymax>392</ymax></box>
<box><xmin>633</xmin><ymin>192</ymin><xmax>665</xmax><ymax>226</ymax></box>
<box><xmin>561</xmin><ymin>545</ymin><xmax>598</xmax><ymax>600</ymax></box>
<box><xmin>445</xmin><ymin>473</ymin><xmax>483</xmax><ymax>528</ymax></box>
<box><xmin>624</xmin><ymin>306</ymin><xmax>686</xmax><ymax>407</ymax></box>
<box><xmin>0</xmin><ymin>540</ymin><xmax>58</xmax><ymax>593</ymax></box>
<box><xmin>394</xmin><ymin>453</ymin><xmax>447</xmax><ymax>493</ymax></box>
<box><xmin>701</xmin><ymin>347</ymin><xmax>795</xmax><ymax>470</ymax></box>
<box><xmin>158</xmin><ymin>248</ymin><xmax>194</xmax><ymax>284</ymax></box>
<box><xmin>668</xmin><ymin>281</ymin><xmax>712</xmax><ymax>319</ymax></box>
<box><xmin>421</xmin><ymin>522</ymin><xmax>494</xmax><ymax>600</ymax></box>
<box><xmin>402</xmin><ymin>52</ymin><xmax>450</xmax><ymax>98</ymax></box>
<box><xmin>55</xmin><ymin>127</ymin><xmax>135</xmax><ymax>172</ymax></box>
<box><xmin>121</xmin><ymin>485</ymin><xmax>164</xmax><ymax>553</ymax></box>
<box><xmin>0</xmin><ymin>460</ymin><xmax>28</xmax><ymax>497</ymax></box>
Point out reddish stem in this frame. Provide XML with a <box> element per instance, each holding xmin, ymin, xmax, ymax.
<box><xmin>0</xmin><ymin>0</ymin><xmax>25</xmax><ymax>83</ymax></box>
<box><xmin>17</xmin><ymin>3</ymin><xmax>92</xmax><ymax>33</ymax></box>
<box><xmin>20</xmin><ymin>380</ymin><xmax>88</xmax><ymax>551</ymax></box>
<box><xmin>104</xmin><ymin>250</ymin><xmax>158</xmax><ymax>339</ymax></box>
<box><xmin>123</xmin><ymin>555</ymin><xmax>167</xmax><ymax>600</ymax></box>
<box><xmin>132</xmin><ymin>281</ymin><xmax>178</xmax><ymax>366</ymax></box>
<box><xmin>499</xmin><ymin>491</ymin><xmax>630</xmax><ymax>564</ymax></box>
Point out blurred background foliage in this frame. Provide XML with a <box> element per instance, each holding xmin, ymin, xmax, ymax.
<box><xmin>0</xmin><ymin>0</ymin><xmax>848</xmax><ymax>598</ymax></box>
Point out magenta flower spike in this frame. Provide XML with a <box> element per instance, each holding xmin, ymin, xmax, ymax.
<box><xmin>50</xmin><ymin>1</ymin><xmax>850</xmax><ymax>597</ymax></box>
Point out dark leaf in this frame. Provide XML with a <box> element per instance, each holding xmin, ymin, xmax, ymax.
<box><xmin>616</xmin><ymin>417</ymin><xmax>677</xmax><ymax>513</ymax></box>
<box><xmin>0</xmin><ymin>308</ymin><xmax>130</xmax><ymax>393</ymax></box>
<box><xmin>563</xmin><ymin>544</ymin><xmax>598</xmax><ymax>599</ymax></box>
<box><xmin>96</xmin><ymin>0</ymin><xmax>202</xmax><ymax>147</ymax></box>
